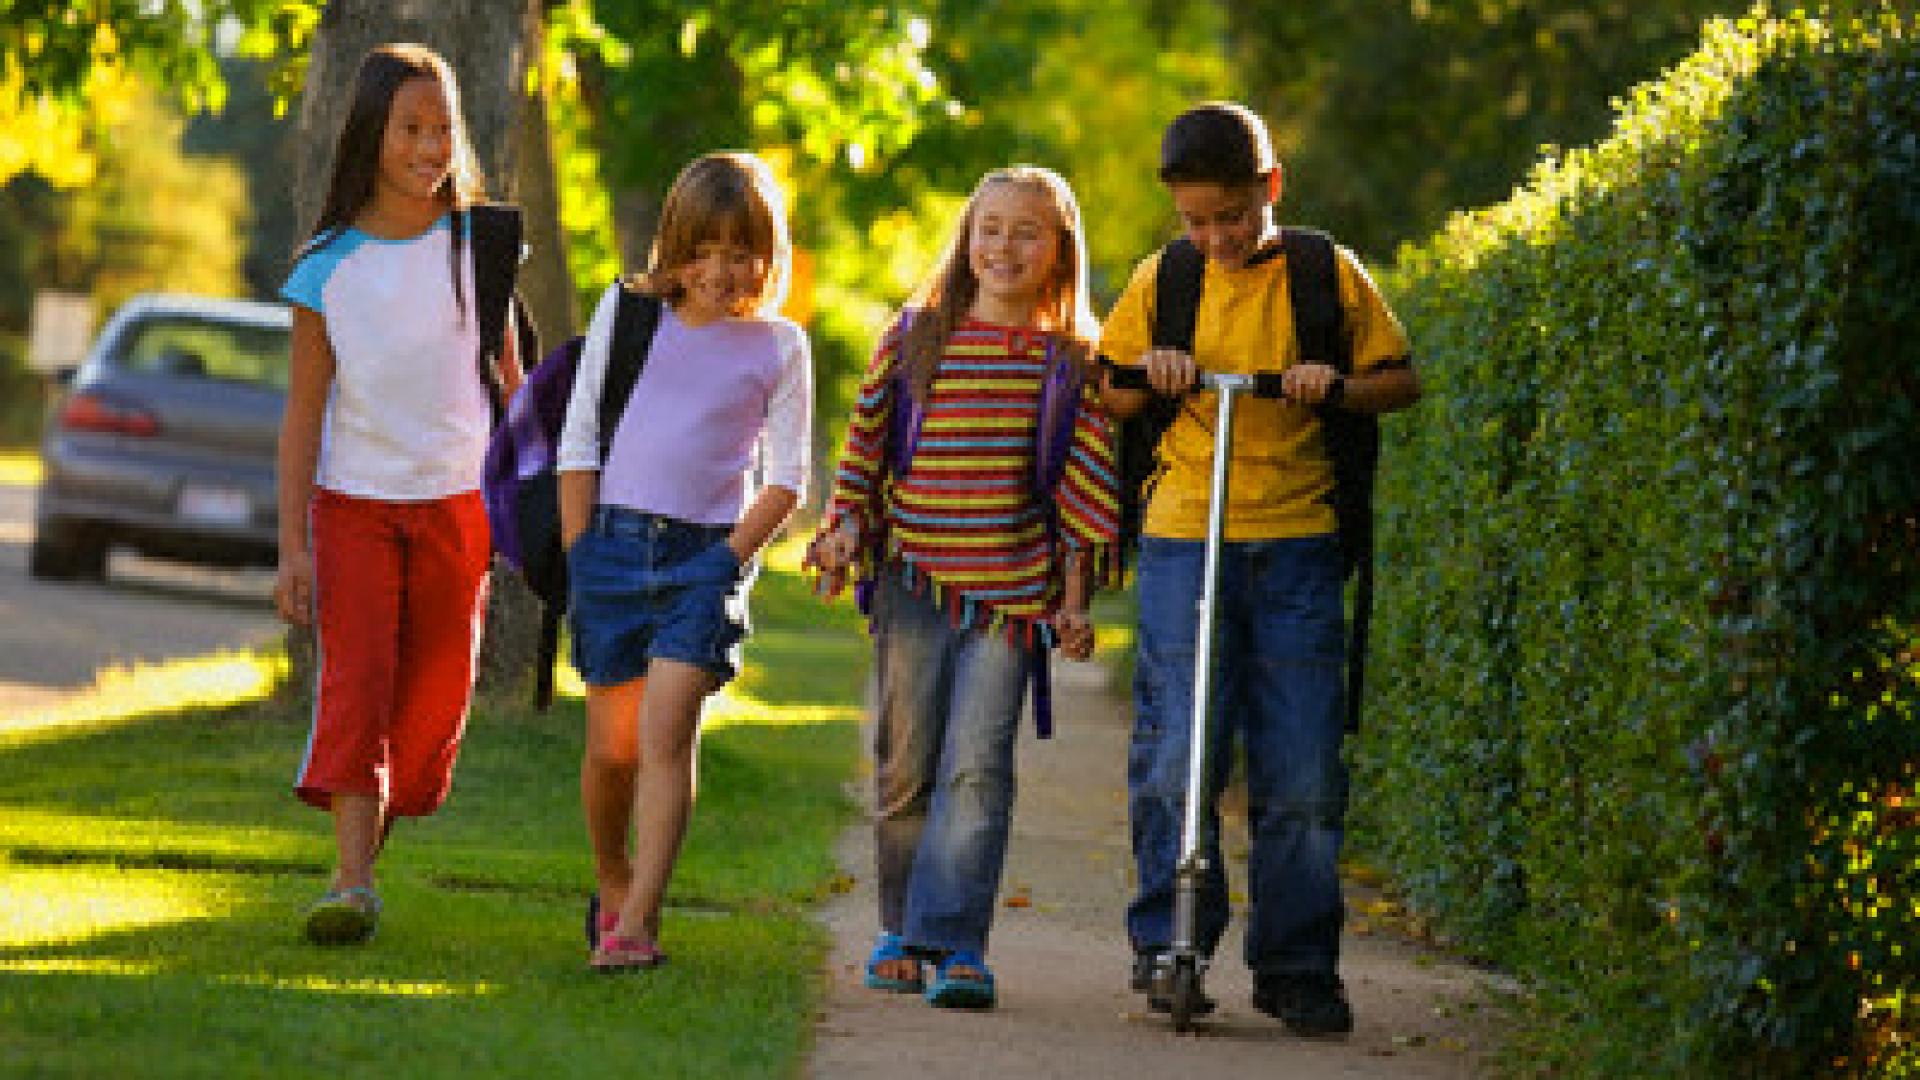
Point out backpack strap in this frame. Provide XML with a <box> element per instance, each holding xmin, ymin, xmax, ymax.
<box><xmin>534</xmin><ymin>603</ymin><xmax>564</xmax><ymax>711</ymax></box>
<box><xmin>1028</xmin><ymin>337</ymin><xmax>1087</xmax><ymax>741</ymax></box>
<box><xmin>1033</xmin><ymin>338</ymin><xmax>1085</xmax><ymax>504</ymax></box>
<box><xmin>596</xmin><ymin>285</ymin><xmax>664</xmax><ymax>464</ymax></box>
<box><xmin>527</xmin><ymin>285</ymin><xmax>661</xmax><ymax>711</ymax></box>
<box><xmin>883</xmin><ymin>309</ymin><xmax>924</xmax><ymax>478</ymax></box>
<box><xmin>1281</xmin><ymin>227</ymin><xmax>1375</xmax><ymax>735</ymax></box>
<box><xmin>1152</xmin><ymin>236</ymin><xmax>1206</xmax><ymax>350</ymax></box>
<box><xmin>1280</xmin><ymin>228</ymin><xmax>1348</xmax><ymax>374</ymax></box>
<box><xmin>468</xmin><ymin>204</ymin><xmax>524</xmax><ymax>425</ymax></box>
<box><xmin>1110</xmin><ymin>238</ymin><xmax>1204</xmax><ymax>559</ymax></box>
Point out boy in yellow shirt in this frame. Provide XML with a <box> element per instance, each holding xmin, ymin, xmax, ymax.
<box><xmin>1099</xmin><ymin>102</ymin><xmax>1420</xmax><ymax>1035</ymax></box>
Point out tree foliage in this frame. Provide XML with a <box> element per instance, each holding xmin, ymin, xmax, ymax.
<box><xmin>0</xmin><ymin>81</ymin><xmax>248</xmax><ymax>326</ymax></box>
<box><xmin>0</xmin><ymin>1</ymin><xmax>318</xmax><ymax>187</ymax></box>
<box><xmin>1225</xmin><ymin>0</ymin><xmax>1751</xmax><ymax>259</ymax></box>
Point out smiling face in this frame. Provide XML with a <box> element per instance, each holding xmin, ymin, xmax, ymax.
<box><xmin>674</xmin><ymin>233</ymin><xmax>768</xmax><ymax>324</ymax></box>
<box><xmin>1168</xmin><ymin>175</ymin><xmax>1278</xmax><ymax>268</ymax></box>
<box><xmin>375</xmin><ymin>75</ymin><xmax>454</xmax><ymax>207</ymax></box>
<box><xmin>965</xmin><ymin>181</ymin><xmax>1063</xmax><ymax>324</ymax></box>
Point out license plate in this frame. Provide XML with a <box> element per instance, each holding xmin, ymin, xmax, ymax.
<box><xmin>177</xmin><ymin>484</ymin><xmax>250</xmax><ymax>526</ymax></box>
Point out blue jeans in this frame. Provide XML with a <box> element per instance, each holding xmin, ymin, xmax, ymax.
<box><xmin>870</xmin><ymin>566</ymin><xmax>1032</xmax><ymax>955</ymax></box>
<box><xmin>1126</xmin><ymin>534</ymin><xmax>1349</xmax><ymax>978</ymax></box>
<box><xmin>567</xmin><ymin>506</ymin><xmax>748</xmax><ymax>686</ymax></box>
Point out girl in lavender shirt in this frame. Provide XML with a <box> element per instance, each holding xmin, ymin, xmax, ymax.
<box><xmin>555</xmin><ymin>152</ymin><xmax>812</xmax><ymax>972</ymax></box>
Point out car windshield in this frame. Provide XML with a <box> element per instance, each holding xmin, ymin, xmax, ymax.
<box><xmin>113</xmin><ymin>317</ymin><xmax>290</xmax><ymax>388</ymax></box>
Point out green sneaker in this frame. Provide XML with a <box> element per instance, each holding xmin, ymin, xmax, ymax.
<box><xmin>303</xmin><ymin>886</ymin><xmax>381</xmax><ymax>945</ymax></box>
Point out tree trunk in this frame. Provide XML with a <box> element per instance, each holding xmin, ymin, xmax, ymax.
<box><xmin>513</xmin><ymin>2</ymin><xmax>578</xmax><ymax>344</ymax></box>
<box><xmin>284</xmin><ymin>0</ymin><xmax>559</xmax><ymax>705</ymax></box>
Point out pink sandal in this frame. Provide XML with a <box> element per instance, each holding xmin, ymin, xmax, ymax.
<box><xmin>591</xmin><ymin>934</ymin><xmax>667</xmax><ymax>973</ymax></box>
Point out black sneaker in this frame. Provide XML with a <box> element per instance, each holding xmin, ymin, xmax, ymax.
<box><xmin>1133</xmin><ymin>948</ymin><xmax>1216</xmax><ymax>1016</ymax></box>
<box><xmin>1130</xmin><ymin>949</ymin><xmax>1158</xmax><ymax>993</ymax></box>
<box><xmin>1253</xmin><ymin>972</ymin><xmax>1353</xmax><ymax>1036</ymax></box>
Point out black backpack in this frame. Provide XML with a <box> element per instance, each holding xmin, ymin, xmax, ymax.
<box><xmin>467</xmin><ymin>204</ymin><xmax>540</xmax><ymax>424</ymax></box>
<box><xmin>1113</xmin><ymin>228</ymin><xmax>1380</xmax><ymax>733</ymax></box>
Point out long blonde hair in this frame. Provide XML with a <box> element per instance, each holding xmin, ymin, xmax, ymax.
<box><xmin>897</xmin><ymin>166</ymin><xmax>1098</xmax><ymax>404</ymax></box>
<box><xmin>631</xmin><ymin>151</ymin><xmax>791</xmax><ymax>316</ymax></box>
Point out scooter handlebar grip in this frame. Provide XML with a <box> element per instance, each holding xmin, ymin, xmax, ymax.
<box><xmin>1104</xmin><ymin>363</ymin><xmax>1153</xmax><ymax>391</ymax></box>
<box><xmin>1252</xmin><ymin>372</ymin><xmax>1289</xmax><ymax>399</ymax></box>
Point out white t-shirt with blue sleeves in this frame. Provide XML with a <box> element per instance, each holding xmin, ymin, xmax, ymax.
<box><xmin>281</xmin><ymin>215</ymin><xmax>492</xmax><ymax>501</ymax></box>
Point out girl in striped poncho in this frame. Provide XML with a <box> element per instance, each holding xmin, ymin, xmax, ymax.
<box><xmin>807</xmin><ymin>166</ymin><xmax>1119</xmax><ymax>1010</ymax></box>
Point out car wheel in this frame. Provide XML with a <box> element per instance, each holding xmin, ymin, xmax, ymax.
<box><xmin>29</xmin><ymin>525</ymin><xmax>110</xmax><ymax>581</ymax></box>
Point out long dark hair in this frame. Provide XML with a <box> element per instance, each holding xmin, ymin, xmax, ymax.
<box><xmin>896</xmin><ymin>166</ymin><xmax>1098</xmax><ymax>405</ymax></box>
<box><xmin>298</xmin><ymin>43</ymin><xmax>487</xmax><ymax>315</ymax></box>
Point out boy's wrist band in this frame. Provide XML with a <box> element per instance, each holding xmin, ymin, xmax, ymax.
<box><xmin>1323</xmin><ymin>375</ymin><xmax>1347</xmax><ymax>408</ymax></box>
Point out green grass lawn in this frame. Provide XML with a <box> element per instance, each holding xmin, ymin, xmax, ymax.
<box><xmin>0</xmin><ymin>557</ymin><xmax>869</xmax><ymax>1079</ymax></box>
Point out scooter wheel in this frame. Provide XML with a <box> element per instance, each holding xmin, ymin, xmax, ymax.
<box><xmin>1169</xmin><ymin>954</ymin><xmax>1202</xmax><ymax>1033</ymax></box>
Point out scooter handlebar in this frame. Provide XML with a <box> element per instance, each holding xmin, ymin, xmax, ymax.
<box><xmin>1101</xmin><ymin>360</ymin><xmax>1290</xmax><ymax>399</ymax></box>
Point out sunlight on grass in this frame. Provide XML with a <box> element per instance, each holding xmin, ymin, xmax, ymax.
<box><xmin>0</xmin><ymin>956</ymin><xmax>163</xmax><ymax>976</ymax></box>
<box><xmin>217</xmin><ymin>973</ymin><xmax>501</xmax><ymax>998</ymax></box>
<box><xmin>0</xmin><ymin>650</ymin><xmax>282</xmax><ymax>747</ymax></box>
<box><xmin>0</xmin><ymin>867</ymin><xmax>214</xmax><ymax>947</ymax></box>
<box><xmin>0</xmin><ymin>808</ymin><xmax>311</xmax><ymax>864</ymax></box>
<box><xmin>0</xmin><ymin>449</ymin><xmax>41</xmax><ymax>486</ymax></box>
<box><xmin>704</xmin><ymin>693</ymin><xmax>859</xmax><ymax>731</ymax></box>
<box><xmin>763</xmin><ymin>532</ymin><xmax>812</xmax><ymax>573</ymax></box>
<box><xmin>553</xmin><ymin>659</ymin><xmax>587</xmax><ymax>700</ymax></box>
<box><xmin>0</xmin><ymin>955</ymin><xmax>496</xmax><ymax>999</ymax></box>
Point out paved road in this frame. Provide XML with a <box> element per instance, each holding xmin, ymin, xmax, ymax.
<box><xmin>0</xmin><ymin>481</ymin><xmax>282</xmax><ymax>717</ymax></box>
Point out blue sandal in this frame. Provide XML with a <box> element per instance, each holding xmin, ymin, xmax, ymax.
<box><xmin>925</xmin><ymin>949</ymin><xmax>996</xmax><ymax>1009</ymax></box>
<box><xmin>863</xmin><ymin>932</ymin><xmax>924</xmax><ymax>993</ymax></box>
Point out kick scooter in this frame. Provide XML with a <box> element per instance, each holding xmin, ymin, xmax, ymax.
<box><xmin>1110</xmin><ymin>363</ymin><xmax>1291</xmax><ymax>1032</ymax></box>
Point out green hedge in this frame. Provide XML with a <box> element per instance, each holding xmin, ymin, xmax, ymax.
<box><xmin>1359</xmin><ymin>9</ymin><xmax>1919</xmax><ymax>1076</ymax></box>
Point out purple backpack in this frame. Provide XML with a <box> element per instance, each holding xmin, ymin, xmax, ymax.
<box><xmin>483</xmin><ymin>286</ymin><xmax>661</xmax><ymax>707</ymax></box>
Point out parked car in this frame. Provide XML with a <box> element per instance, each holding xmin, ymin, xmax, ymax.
<box><xmin>31</xmin><ymin>293</ymin><xmax>290</xmax><ymax>580</ymax></box>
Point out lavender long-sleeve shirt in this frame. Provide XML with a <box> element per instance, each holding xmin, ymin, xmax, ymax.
<box><xmin>557</xmin><ymin>282</ymin><xmax>812</xmax><ymax>525</ymax></box>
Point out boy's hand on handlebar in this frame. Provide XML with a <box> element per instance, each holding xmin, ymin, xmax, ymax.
<box><xmin>1142</xmin><ymin>348</ymin><xmax>1197</xmax><ymax>395</ymax></box>
<box><xmin>1282</xmin><ymin>362</ymin><xmax>1343</xmax><ymax>405</ymax></box>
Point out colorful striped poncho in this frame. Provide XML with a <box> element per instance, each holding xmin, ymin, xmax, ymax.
<box><xmin>825</xmin><ymin>317</ymin><xmax>1121</xmax><ymax>645</ymax></box>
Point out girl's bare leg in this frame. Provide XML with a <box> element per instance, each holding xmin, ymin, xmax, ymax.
<box><xmin>584</xmin><ymin>677</ymin><xmax>646</xmax><ymax>915</ymax></box>
<box><xmin>610</xmin><ymin>659</ymin><xmax>715</xmax><ymax>944</ymax></box>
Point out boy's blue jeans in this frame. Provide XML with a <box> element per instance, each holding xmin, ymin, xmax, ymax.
<box><xmin>870</xmin><ymin>565</ymin><xmax>1030</xmax><ymax>955</ymax></box>
<box><xmin>1126</xmin><ymin>534</ymin><xmax>1349</xmax><ymax>978</ymax></box>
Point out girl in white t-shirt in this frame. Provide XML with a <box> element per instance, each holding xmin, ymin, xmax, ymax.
<box><xmin>276</xmin><ymin>43</ymin><xmax>523</xmax><ymax>947</ymax></box>
<box><xmin>557</xmin><ymin>152</ymin><xmax>812</xmax><ymax>972</ymax></box>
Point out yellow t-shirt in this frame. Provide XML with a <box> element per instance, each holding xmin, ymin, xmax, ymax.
<box><xmin>1098</xmin><ymin>239</ymin><xmax>1410</xmax><ymax>541</ymax></box>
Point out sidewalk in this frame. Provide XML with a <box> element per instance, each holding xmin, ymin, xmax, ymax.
<box><xmin>807</xmin><ymin>660</ymin><xmax>1504</xmax><ymax>1078</ymax></box>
